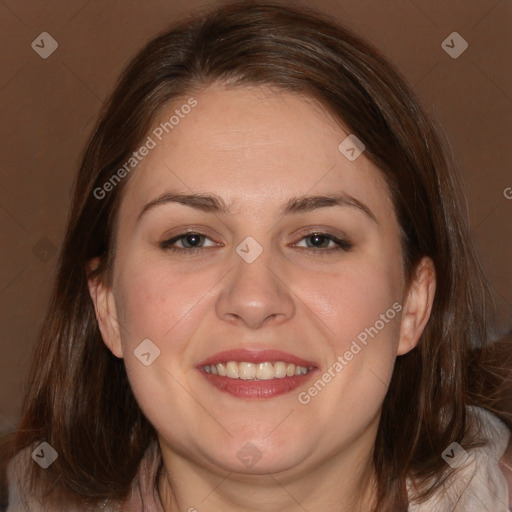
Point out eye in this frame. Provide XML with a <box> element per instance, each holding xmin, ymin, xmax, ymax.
<box><xmin>160</xmin><ymin>231</ymin><xmax>217</xmax><ymax>253</ymax></box>
<box><xmin>293</xmin><ymin>232</ymin><xmax>353</xmax><ymax>253</ymax></box>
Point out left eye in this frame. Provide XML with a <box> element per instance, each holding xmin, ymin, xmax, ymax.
<box><xmin>293</xmin><ymin>232</ymin><xmax>352</xmax><ymax>251</ymax></box>
<box><xmin>160</xmin><ymin>231</ymin><xmax>352</xmax><ymax>253</ymax></box>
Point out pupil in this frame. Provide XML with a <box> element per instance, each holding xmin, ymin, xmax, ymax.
<box><xmin>311</xmin><ymin>233</ymin><xmax>325</xmax><ymax>247</ymax></box>
<box><xmin>186</xmin><ymin>234</ymin><xmax>201</xmax><ymax>247</ymax></box>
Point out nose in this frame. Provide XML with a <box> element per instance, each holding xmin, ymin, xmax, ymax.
<box><xmin>215</xmin><ymin>243</ymin><xmax>296</xmax><ymax>329</ymax></box>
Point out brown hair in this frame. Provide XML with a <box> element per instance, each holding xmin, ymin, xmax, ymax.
<box><xmin>1</xmin><ymin>1</ymin><xmax>511</xmax><ymax>510</ymax></box>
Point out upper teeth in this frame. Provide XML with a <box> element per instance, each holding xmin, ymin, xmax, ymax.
<box><xmin>203</xmin><ymin>361</ymin><xmax>313</xmax><ymax>380</ymax></box>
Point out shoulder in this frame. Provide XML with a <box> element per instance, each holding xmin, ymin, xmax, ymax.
<box><xmin>4</xmin><ymin>445</ymin><xmax>118</xmax><ymax>512</ymax></box>
<box><xmin>5</xmin><ymin>444</ymin><xmax>39</xmax><ymax>511</ymax></box>
<box><xmin>407</xmin><ymin>405</ymin><xmax>512</xmax><ymax>511</ymax></box>
<box><xmin>4</xmin><ymin>441</ymin><xmax>162</xmax><ymax>512</ymax></box>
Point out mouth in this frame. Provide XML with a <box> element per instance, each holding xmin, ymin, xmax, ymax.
<box><xmin>196</xmin><ymin>349</ymin><xmax>318</xmax><ymax>399</ymax></box>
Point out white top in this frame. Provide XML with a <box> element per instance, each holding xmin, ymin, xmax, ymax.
<box><xmin>406</xmin><ymin>405</ymin><xmax>511</xmax><ymax>511</ymax></box>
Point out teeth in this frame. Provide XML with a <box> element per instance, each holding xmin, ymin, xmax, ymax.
<box><xmin>256</xmin><ymin>362</ymin><xmax>274</xmax><ymax>380</ymax></box>
<box><xmin>239</xmin><ymin>362</ymin><xmax>256</xmax><ymax>380</ymax></box>
<box><xmin>203</xmin><ymin>361</ymin><xmax>313</xmax><ymax>380</ymax></box>
<box><xmin>216</xmin><ymin>362</ymin><xmax>226</xmax><ymax>376</ymax></box>
<box><xmin>226</xmin><ymin>361</ymin><xmax>239</xmax><ymax>378</ymax></box>
<box><xmin>274</xmin><ymin>361</ymin><xmax>287</xmax><ymax>378</ymax></box>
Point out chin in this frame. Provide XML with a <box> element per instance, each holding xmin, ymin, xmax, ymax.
<box><xmin>203</xmin><ymin>436</ymin><xmax>310</xmax><ymax>475</ymax></box>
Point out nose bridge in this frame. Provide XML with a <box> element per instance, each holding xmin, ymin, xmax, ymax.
<box><xmin>215</xmin><ymin>236</ymin><xmax>295</xmax><ymax>328</ymax></box>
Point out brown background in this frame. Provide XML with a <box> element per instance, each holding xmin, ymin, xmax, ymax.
<box><xmin>0</xmin><ymin>0</ymin><xmax>511</xmax><ymax>433</ymax></box>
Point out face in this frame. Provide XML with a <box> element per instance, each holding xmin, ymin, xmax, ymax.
<box><xmin>89</xmin><ymin>83</ymin><xmax>435</xmax><ymax>477</ymax></box>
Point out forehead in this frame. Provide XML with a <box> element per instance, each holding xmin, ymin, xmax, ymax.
<box><xmin>118</xmin><ymin>83</ymin><xmax>394</xmax><ymax>222</ymax></box>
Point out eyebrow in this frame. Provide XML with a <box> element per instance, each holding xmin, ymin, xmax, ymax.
<box><xmin>136</xmin><ymin>191</ymin><xmax>378</xmax><ymax>224</ymax></box>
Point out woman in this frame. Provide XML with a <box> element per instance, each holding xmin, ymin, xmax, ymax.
<box><xmin>1</xmin><ymin>1</ymin><xmax>511</xmax><ymax>510</ymax></box>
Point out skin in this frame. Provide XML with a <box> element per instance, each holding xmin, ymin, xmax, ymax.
<box><xmin>88</xmin><ymin>83</ymin><xmax>437</xmax><ymax>511</ymax></box>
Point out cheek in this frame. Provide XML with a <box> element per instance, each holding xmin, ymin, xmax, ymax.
<box><xmin>302</xmin><ymin>260</ymin><xmax>402</xmax><ymax>351</ymax></box>
<box><xmin>114</xmin><ymin>254</ymin><xmax>214</xmax><ymax>344</ymax></box>
<box><xmin>296</xmin><ymin>257</ymin><xmax>403</xmax><ymax>414</ymax></box>
<box><xmin>112</xmin><ymin>258</ymin><xmax>218</xmax><ymax>437</ymax></box>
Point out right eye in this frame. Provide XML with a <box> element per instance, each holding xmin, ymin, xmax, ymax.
<box><xmin>160</xmin><ymin>231</ymin><xmax>218</xmax><ymax>253</ymax></box>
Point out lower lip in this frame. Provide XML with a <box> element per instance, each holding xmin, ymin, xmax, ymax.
<box><xmin>199</xmin><ymin>369</ymin><xmax>317</xmax><ymax>399</ymax></box>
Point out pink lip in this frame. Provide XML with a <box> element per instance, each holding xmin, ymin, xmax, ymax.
<box><xmin>199</xmin><ymin>370</ymin><xmax>318</xmax><ymax>399</ymax></box>
<box><xmin>196</xmin><ymin>348</ymin><xmax>317</xmax><ymax>368</ymax></box>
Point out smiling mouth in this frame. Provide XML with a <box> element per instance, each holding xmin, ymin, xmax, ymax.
<box><xmin>196</xmin><ymin>348</ymin><xmax>318</xmax><ymax>399</ymax></box>
<box><xmin>202</xmin><ymin>361</ymin><xmax>314</xmax><ymax>380</ymax></box>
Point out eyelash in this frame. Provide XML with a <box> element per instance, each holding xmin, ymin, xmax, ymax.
<box><xmin>160</xmin><ymin>230</ymin><xmax>353</xmax><ymax>255</ymax></box>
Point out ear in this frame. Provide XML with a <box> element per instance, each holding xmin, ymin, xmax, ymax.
<box><xmin>86</xmin><ymin>257</ymin><xmax>124</xmax><ymax>358</ymax></box>
<box><xmin>397</xmin><ymin>256</ymin><xmax>436</xmax><ymax>356</ymax></box>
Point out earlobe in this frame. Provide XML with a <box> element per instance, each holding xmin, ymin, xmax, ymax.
<box><xmin>86</xmin><ymin>257</ymin><xmax>124</xmax><ymax>359</ymax></box>
<box><xmin>397</xmin><ymin>256</ymin><xmax>436</xmax><ymax>356</ymax></box>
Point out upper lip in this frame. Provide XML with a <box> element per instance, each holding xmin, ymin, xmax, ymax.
<box><xmin>197</xmin><ymin>349</ymin><xmax>317</xmax><ymax>368</ymax></box>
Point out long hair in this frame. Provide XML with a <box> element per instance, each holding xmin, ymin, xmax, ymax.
<box><xmin>1</xmin><ymin>1</ymin><xmax>510</xmax><ymax>510</ymax></box>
